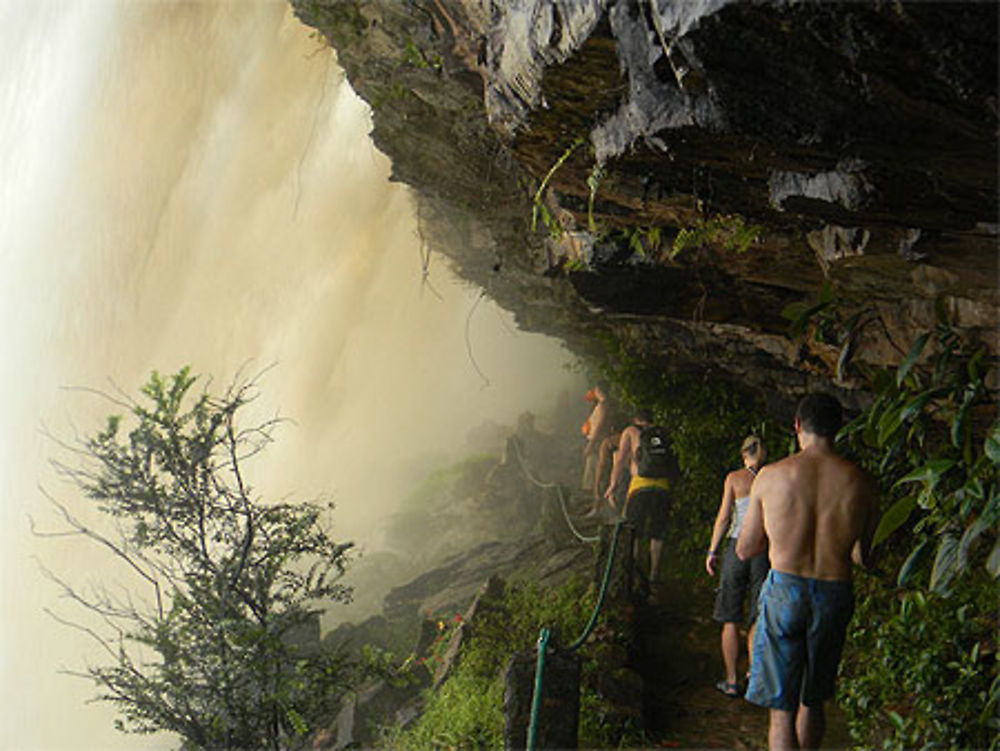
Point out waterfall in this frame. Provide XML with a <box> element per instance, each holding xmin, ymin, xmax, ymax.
<box><xmin>0</xmin><ymin>3</ymin><xmax>580</xmax><ymax>748</ymax></box>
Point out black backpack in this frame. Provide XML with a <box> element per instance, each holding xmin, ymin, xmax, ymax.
<box><xmin>635</xmin><ymin>425</ymin><xmax>677</xmax><ymax>479</ymax></box>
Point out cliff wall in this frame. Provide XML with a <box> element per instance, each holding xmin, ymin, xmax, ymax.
<box><xmin>291</xmin><ymin>0</ymin><xmax>997</xmax><ymax>408</ymax></box>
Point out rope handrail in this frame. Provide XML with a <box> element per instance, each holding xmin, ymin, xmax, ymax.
<box><xmin>525</xmin><ymin>519</ymin><xmax>624</xmax><ymax>751</ymax></box>
<box><xmin>566</xmin><ymin>518</ymin><xmax>623</xmax><ymax>652</ymax></box>
<box><xmin>508</xmin><ymin>437</ymin><xmax>601</xmax><ymax>543</ymax></box>
<box><xmin>503</xmin><ymin>433</ymin><xmax>624</xmax><ymax>750</ymax></box>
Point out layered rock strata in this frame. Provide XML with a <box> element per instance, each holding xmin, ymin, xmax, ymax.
<box><xmin>292</xmin><ymin>0</ymin><xmax>998</xmax><ymax>404</ymax></box>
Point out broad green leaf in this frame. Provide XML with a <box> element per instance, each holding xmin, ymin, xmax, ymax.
<box><xmin>896</xmin><ymin>332</ymin><xmax>930</xmax><ymax>387</ymax></box>
<box><xmin>967</xmin><ymin>347</ymin><xmax>986</xmax><ymax>382</ymax></box>
<box><xmin>877</xmin><ymin>404</ymin><xmax>905</xmax><ymax>447</ymax></box>
<box><xmin>986</xmin><ymin>536</ymin><xmax>1000</xmax><ymax>578</ymax></box>
<box><xmin>887</xmin><ymin>710</ymin><xmax>905</xmax><ymax>731</ymax></box>
<box><xmin>957</xmin><ymin>494</ymin><xmax>1000</xmax><ymax>568</ymax></box>
<box><xmin>873</xmin><ymin>495</ymin><xmax>917</xmax><ymax>547</ymax></box>
<box><xmin>895</xmin><ymin>458</ymin><xmax>957</xmax><ymax>487</ymax></box>
<box><xmin>985</xmin><ymin>422</ymin><xmax>1000</xmax><ymax>466</ymax></box>
<box><xmin>836</xmin><ymin>412</ymin><xmax>866</xmax><ymax>442</ymax></box>
<box><xmin>897</xmin><ymin>537</ymin><xmax>932</xmax><ymax>586</ymax></box>
<box><xmin>836</xmin><ymin>333</ymin><xmax>856</xmax><ymax>383</ymax></box>
<box><xmin>929</xmin><ymin>533</ymin><xmax>961</xmax><ymax>595</ymax></box>
<box><xmin>951</xmin><ymin>405</ymin><xmax>969</xmax><ymax>450</ymax></box>
<box><xmin>899</xmin><ymin>388</ymin><xmax>945</xmax><ymax>422</ymax></box>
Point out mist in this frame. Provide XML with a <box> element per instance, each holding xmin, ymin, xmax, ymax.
<box><xmin>0</xmin><ymin>2</ymin><xmax>582</xmax><ymax>749</ymax></box>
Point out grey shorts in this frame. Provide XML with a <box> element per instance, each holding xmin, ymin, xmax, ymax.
<box><xmin>713</xmin><ymin>538</ymin><xmax>769</xmax><ymax>625</ymax></box>
<box><xmin>745</xmin><ymin>570</ymin><xmax>855</xmax><ymax>711</ymax></box>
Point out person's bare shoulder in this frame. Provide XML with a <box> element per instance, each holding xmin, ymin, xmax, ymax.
<box><xmin>833</xmin><ymin>452</ymin><xmax>870</xmax><ymax>488</ymax></box>
<box><xmin>757</xmin><ymin>453</ymin><xmax>798</xmax><ymax>481</ymax></box>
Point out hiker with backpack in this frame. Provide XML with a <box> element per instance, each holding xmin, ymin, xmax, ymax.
<box><xmin>604</xmin><ymin>408</ymin><xmax>677</xmax><ymax>588</ymax></box>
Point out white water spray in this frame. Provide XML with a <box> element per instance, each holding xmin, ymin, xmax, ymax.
<box><xmin>0</xmin><ymin>3</ymin><xmax>580</xmax><ymax>748</ymax></box>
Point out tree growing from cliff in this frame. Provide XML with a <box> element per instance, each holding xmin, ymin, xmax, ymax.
<box><xmin>37</xmin><ymin>368</ymin><xmax>355</xmax><ymax>750</ymax></box>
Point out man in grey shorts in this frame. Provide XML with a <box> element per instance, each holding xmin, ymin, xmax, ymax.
<box><xmin>737</xmin><ymin>394</ymin><xmax>878</xmax><ymax>750</ymax></box>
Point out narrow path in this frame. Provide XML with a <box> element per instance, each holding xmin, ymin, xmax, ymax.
<box><xmin>634</xmin><ymin>575</ymin><xmax>851</xmax><ymax>750</ymax></box>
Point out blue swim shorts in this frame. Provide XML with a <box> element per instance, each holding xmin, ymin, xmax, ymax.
<box><xmin>745</xmin><ymin>570</ymin><xmax>854</xmax><ymax>711</ymax></box>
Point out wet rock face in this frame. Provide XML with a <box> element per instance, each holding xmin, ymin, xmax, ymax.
<box><xmin>291</xmin><ymin>0</ymin><xmax>997</xmax><ymax>402</ymax></box>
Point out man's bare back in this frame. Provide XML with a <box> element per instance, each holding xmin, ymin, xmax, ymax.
<box><xmin>738</xmin><ymin>444</ymin><xmax>876</xmax><ymax>581</ymax></box>
<box><xmin>737</xmin><ymin>394</ymin><xmax>879</xmax><ymax>750</ymax></box>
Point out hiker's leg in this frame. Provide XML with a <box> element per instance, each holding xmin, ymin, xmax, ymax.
<box><xmin>795</xmin><ymin>703</ymin><xmax>824</xmax><ymax>750</ymax></box>
<box><xmin>649</xmin><ymin>537</ymin><xmax>663</xmax><ymax>581</ymax></box>
<box><xmin>768</xmin><ymin>709</ymin><xmax>798</xmax><ymax>751</ymax></box>
<box><xmin>581</xmin><ymin>449</ymin><xmax>596</xmax><ymax>490</ymax></box>
<box><xmin>747</xmin><ymin>622</ymin><xmax>757</xmax><ymax>676</ymax></box>
<box><xmin>593</xmin><ymin>436</ymin><xmax>614</xmax><ymax>502</ymax></box>
<box><xmin>721</xmin><ymin>622</ymin><xmax>740</xmax><ymax>684</ymax></box>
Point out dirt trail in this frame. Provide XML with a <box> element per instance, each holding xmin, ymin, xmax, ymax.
<box><xmin>633</xmin><ymin>576</ymin><xmax>851</xmax><ymax>750</ymax></box>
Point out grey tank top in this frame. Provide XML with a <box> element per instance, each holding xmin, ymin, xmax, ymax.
<box><xmin>728</xmin><ymin>496</ymin><xmax>750</xmax><ymax>538</ymax></box>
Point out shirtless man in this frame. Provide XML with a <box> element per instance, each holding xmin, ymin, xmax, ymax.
<box><xmin>604</xmin><ymin>409</ymin><xmax>672</xmax><ymax>584</ymax></box>
<box><xmin>737</xmin><ymin>393</ymin><xmax>878</xmax><ymax>751</ymax></box>
<box><xmin>581</xmin><ymin>382</ymin><xmax>612</xmax><ymax>513</ymax></box>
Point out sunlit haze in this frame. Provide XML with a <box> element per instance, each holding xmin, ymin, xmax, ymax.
<box><xmin>0</xmin><ymin>2</ymin><xmax>581</xmax><ymax>748</ymax></box>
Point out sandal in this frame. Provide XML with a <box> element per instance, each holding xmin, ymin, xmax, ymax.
<box><xmin>715</xmin><ymin>680</ymin><xmax>741</xmax><ymax>698</ymax></box>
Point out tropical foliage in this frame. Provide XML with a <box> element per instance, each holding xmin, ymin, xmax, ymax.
<box><xmin>40</xmin><ymin>369</ymin><xmax>357</xmax><ymax>750</ymax></box>
<box><xmin>833</xmin><ymin>322</ymin><xmax>999</xmax><ymax>749</ymax></box>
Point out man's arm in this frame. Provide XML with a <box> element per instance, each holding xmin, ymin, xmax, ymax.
<box><xmin>604</xmin><ymin>428</ymin><xmax>633</xmax><ymax>506</ymax></box>
<box><xmin>736</xmin><ymin>470</ymin><xmax>767</xmax><ymax>560</ymax></box>
<box><xmin>851</xmin><ymin>475</ymin><xmax>879</xmax><ymax>569</ymax></box>
<box><xmin>706</xmin><ymin>473</ymin><xmax>736</xmax><ymax>575</ymax></box>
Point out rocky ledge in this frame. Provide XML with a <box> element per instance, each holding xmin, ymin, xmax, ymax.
<box><xmin>291</xmin><ymin>0</ymin><xmax>997</xmax><ymax>406</ymax></box>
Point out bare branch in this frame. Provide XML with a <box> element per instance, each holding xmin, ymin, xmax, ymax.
<box><xmin>37</xmin><ymin>488</ymin><xmax>164</xmax><ymax>620</ymax></box>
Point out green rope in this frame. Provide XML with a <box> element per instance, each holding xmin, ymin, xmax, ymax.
<box><xmin>567</xmin><ymin>519</ymin><xmax>623</xmax><ymax>652</ymax></box>
<box><xmin>508</xmin><ymin>438</ymin><xmax>600</xmax><ymax>543</ymax></box>
<box><xmin>526</xmin><ymin>627</ymin><xmax>551</xmax><ymax>751</ymax></box>
<box><xmin>525</xmin><ymin>520</ymin><xmax>623</xmax><ymax>750</ymax></box>
<box><xmin>555</xmin><ymin>485</ymin><xmax>600</xmax><ymax>543</ymax></box>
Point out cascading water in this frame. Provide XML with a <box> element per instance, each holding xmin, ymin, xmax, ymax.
<box><xmin>0</xmin><ymin>3</ymin><xmax>581</xmax><ymax>748</ymax></box>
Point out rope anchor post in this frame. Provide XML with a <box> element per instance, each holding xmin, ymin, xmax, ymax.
<box><xmin>503</xmin><ymin>629</ymin><xmax>581</xmax><ymax>751</ymax></box>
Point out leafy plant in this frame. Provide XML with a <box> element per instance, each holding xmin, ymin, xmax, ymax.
<box><xmin>671</xmin><ymin>213</ymin><xmax>761</xmax><ymax>258</ymax></box>
<box><xmin>625</xmin><ymin>225</ymin><xmax>662</xmax><ymax>260</ymax></box>
<box><xmin>39</xmin><ymin>369</ymin><xmax>357</xmax><ymax>750</ymax></box>
<box><xmin>401</xmin><ymin>37</ymin><xmax>440</xmax><ymax>70</ymax></box>
<box><xmin>531</xmin><ymin>137</ymin><xmax>584</xmax><ymax>237</ymax></box>
<box><xmin>781</xmin><ymin>281</ymin><xmax>874</xmax><ymax>382</ymax></box>
<box><xmin>839</xmin><ymin>323</ymin><xmax>999</xmax><ymax>594</ymax></box>
<box><xmin>831</xmin><ymin>315</ymin><xmax>999</xmax><ymax>748</ymax></box>
<box><xmin>840</xmin><ymin>571</ymin><xmax>998</xmax><ymax>750</ymax></box>
<box><xmin>587</xmin><ymin>162</ymin><xmax>606</xmax><ymax>233</ymax></box>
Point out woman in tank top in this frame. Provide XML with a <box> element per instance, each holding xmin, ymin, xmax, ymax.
<box><xmin>705</xmin><ymin>435</ymin><xmax>769</xmax><ymax>697</ymax></box>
